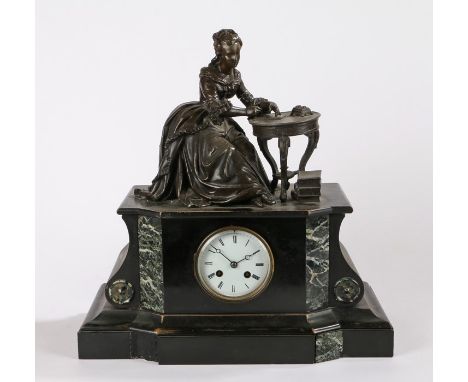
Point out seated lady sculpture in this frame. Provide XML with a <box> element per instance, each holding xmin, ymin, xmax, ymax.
<box><xmin>135</xmin><ymin>29</ymin><xmax>280</xmax><ymax>207</ymax></box>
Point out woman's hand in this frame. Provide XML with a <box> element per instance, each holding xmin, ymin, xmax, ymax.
<box><xmin>267</xmin><ymin>101</ymin><xmax>281</xmax><ymax>116</ymax></box>
<box><xmin>246</xmin><ymin>105</ymin><xmax>263</xmax><ymax>118</ymax></box>
<box><xmin>255</xmin><ymin>99</ymin><xmax>281</xmax><ymax>116</ymax></box>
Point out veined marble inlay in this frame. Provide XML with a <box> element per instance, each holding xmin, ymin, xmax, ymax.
<box><xmin>138</xmin><ymin>215</ymin><xmax>164</xmax><ymax>312</ymax></box>
<box><xmin>306</xmin><ymin>214</ymin><xmax>329</xmax><ymax>311</ymax></box>
<box><xmin>315</xmin><ymin>330</ymin><xmax>343</xmax><ymax>363</ymax></box>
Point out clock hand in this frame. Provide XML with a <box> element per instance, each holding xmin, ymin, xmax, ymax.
<box><xmin>210</xmin><ymin>245</ymin><xmax>234</xmax><ymax>263</ymax></box>
<box><xmin>237</xmin><ymin>250</ymin><xmax>260</xmax><ymax>264</ymax></box>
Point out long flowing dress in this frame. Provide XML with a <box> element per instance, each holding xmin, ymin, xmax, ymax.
<box><xmin>135</xmin><ymin>65</ymin><xmax>274</xmax><ymax>207</ymax></box>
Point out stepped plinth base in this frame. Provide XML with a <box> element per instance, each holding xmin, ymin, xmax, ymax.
<box><xmin>78</xmin><ymin>282</ymin><xmax>392</xmax><ymax>364</ymax></box>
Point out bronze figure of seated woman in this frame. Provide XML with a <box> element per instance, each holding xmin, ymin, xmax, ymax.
<box><xmin>135</xmin><ymin>29</ymin><xmax>280</xmax><ymax>207</ymax></box>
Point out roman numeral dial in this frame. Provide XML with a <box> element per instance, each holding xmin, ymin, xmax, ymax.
<box><xmin>195</xmin><ymin>226</ymin><xmax>274</xmax><ymax>302</ymax></box>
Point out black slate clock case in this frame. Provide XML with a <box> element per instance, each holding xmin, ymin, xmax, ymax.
<box><xmin>77</xmin><ymin>183</ymin><xmax>393</xmax><ymax>364</ymax></box>
<box><xmin>165</xmin><ymin>215</ymin><xmax>304</xmax><ymax>313</ymax></box>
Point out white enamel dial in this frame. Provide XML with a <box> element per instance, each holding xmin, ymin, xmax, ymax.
<box><xmin>195</xmin><ymin>227</ymin><xmax>274</xmax><ymax>302</ymax></box>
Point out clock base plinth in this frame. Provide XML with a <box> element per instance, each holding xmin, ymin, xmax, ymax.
<box><xmin>77</xmin><ymin>183</ymin><xmax>393</xmax><ymax>364</ymax></box>
<box><xmin>78</xmin><ymin>282</ymin><xmax>393</xmax><ymax>364</ymax></box>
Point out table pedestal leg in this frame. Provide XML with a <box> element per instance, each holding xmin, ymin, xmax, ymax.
<box><xmin>257</xmin><ymin>138</ymin><xmax>279</xmax><ymax>192</ymax></box>
<box><xmin>299</xmin><ymin>130</ymin><xmax>320</xmax><ymax>171</ymax></box>
<box><xmin>278</xmin><ymin>136</ymin><xmax>290</xmax><ymax>202</ymax></box>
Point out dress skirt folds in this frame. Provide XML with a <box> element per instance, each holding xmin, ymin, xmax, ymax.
<box><xmin>136</xmin><ymin>102</ymin><xmax>273</xmax><ymax>207</ymax></box>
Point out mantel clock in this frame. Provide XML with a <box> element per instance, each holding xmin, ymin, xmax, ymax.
<box><xmin>77</xmin><ymin>29</ymin><xmax>393</xmax><ymax>365</ymax></box>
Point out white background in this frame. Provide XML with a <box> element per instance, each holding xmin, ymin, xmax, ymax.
<box><xmin>36</xmin><ymin>0</ymin><xmax>432</xmax><ymax>381</ymax></box>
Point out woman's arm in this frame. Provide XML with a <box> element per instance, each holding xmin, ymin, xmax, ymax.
<box><xmin>200</xmin><ymin>76</ymin><xmax>261</xmax><ymax>119</ymax></box>
<box><xmin>200</xmin><ymin>77</ymin><xmax>233</xmax><ymax>123</ymax></box>
<box><xmin>237</xmin><ymin>78</ymin><xmax>280</xmax><ymax>116</ymax></box>
<box><xmin>221</xmin><ymin>106</ymin><xmax>262</xmax><ymax>118</ymax></box>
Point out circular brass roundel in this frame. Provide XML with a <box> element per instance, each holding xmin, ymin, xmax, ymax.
<box><xmin>334</xmin><ymin>277</ymin><xmax>360</xmax><ymax>303</ymax></box>
<box><xmin>108</xmin><ymin>279</ymin><xmax>134</xmax><ymax>305</ymax></box>
<box><xmin>194</xmin><ymin>226</ymin><xmax>274</xmax><ymax>302</ymax></box>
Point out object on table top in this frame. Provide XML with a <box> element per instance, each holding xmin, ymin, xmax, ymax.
<box><xmin>291</xmin><ymin>105</ymin><xmax>313</xmax><ymax>117</ymax></box>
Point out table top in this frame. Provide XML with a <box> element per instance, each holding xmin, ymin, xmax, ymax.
<box><xmin>249</xmin><ymin>111</ymin><xmax>320</xmax><ymax>139</ymax></box>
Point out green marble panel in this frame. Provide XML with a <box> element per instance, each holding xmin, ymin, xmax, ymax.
<box><xmin>315</xmin><ymin>330</ymin><xmax>343</xmax><ymax>363</ymax></box>
<box><xmin>306</xmin><ymin>214</ymin><xmax>329</xmax><ymax>311</ymax></box>
<box><xmin>138</xmin><ymin>215</ymin><xmax>164</xmax><ymax>312</ymax></box>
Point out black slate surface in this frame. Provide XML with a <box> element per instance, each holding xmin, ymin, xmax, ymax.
<box><xmin>117</xmin><ymin>183</ymin><xmax>353</xmax><ymax>216</ymax></box>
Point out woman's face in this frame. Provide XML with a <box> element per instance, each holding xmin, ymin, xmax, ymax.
<box><xmin>218</xmin><ymin>39</ymin><xmax>241</xmax><ymax>71</ymax></box>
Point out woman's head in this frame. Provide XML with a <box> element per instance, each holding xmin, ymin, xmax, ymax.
<box><xmin>211</xmin><ymin>29</ymin><xmax>242</xmax><ymax>72</ymax></box>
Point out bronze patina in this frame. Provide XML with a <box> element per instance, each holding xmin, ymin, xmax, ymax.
<box><xmin>135</xmin><ymin>29</ymin><xmax>282</xmax><ymax>207</ymax></box>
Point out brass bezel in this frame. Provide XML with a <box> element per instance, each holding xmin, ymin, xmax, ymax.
<box><xmin>194</xmin><ymin>225</ymin><xmax>274</xmax><ymax>303</ymax></box>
